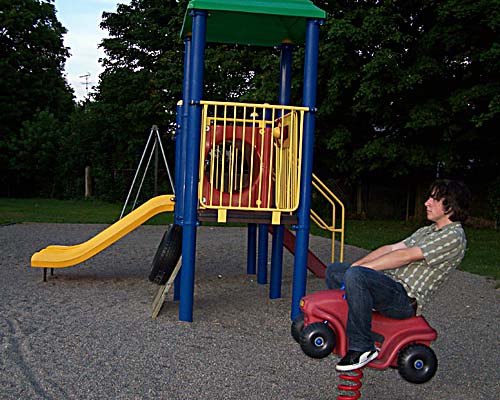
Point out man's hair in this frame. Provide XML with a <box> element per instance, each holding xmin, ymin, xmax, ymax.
<box><xmin>428</xmin><ymin>179</ymin><xmax>471</xmax><ymax>222</ymax></box>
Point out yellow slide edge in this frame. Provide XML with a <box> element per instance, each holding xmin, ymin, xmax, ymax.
<box><xmin>31</xmin><ymin>195</ymin><xmax>175</xmax><ymax>269</ymax></box>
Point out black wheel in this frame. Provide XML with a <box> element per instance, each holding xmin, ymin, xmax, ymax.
<box><xmin>397</xmin><ymin>344</ymin><xmax>438</xmax><ymax>384</ymax></box>
<box><xmin>291</xmin><ymin>313</ymin><xmax>304</xmax><ymax>343</ymax></box>
<box><xmin>299</xmin><ymin>322</ymin><xmax>336</xmax><ymax>359</ymax></box>
<box><xmin>149</xmin><ymin>224</ymin><xmax>182</xmax><ymax>285</ymax></box>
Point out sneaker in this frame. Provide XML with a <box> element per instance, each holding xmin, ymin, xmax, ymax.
<box><xmin>336</xmin><ymin>349</ymin><xmax>379</xmax><ymax>371</ymax></box>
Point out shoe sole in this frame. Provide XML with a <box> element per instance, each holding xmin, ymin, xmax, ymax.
<box><xmin>335</xmin><ymin>351</ymin><xmax>378</xmax><ymax>372</ymax></box>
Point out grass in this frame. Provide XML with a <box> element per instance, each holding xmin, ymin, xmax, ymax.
<box><xmin>0</xmin><ymin>198</ymin><xmax>173</xmax><ymax>225</ymax></box>
<box><xmin>1</xmin><ymin>198</ymin><xmax>498</xmax><ymax>281</ymax></box>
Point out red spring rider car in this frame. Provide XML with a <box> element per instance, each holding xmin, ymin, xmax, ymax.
<box><xmin>292</xmin><ymin>289</ymin><xmax>438</xmax><ymax>384</ymax></box>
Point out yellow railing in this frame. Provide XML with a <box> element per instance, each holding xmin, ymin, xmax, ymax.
<box><xmin>195</xmin><ymin>100</ymin><xmax>344</xmax><ymax>262</ymax></box>
<box><xmin>198</xmin><ymin>101</ymin><xmax>307</xmax><ymax>222</ymax></box>
<box><xmin>310</xmin><ymin>173</ymin><xmax>345</xmax><ymax>263</ymax></box>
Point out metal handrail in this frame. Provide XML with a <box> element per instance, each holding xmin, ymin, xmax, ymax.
<box><xmin>310</xmin><ymin>173</ymin><xmax>345</xmax><ymax>263</ymax></box>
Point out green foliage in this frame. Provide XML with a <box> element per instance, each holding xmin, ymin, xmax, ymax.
<box><xmin>1</xmin><ymin>0</ymin><xmax>498</xmax><ymax>219</ymax></box>
<box><xmin>70</xmin><ymin>0</ymin><xmax>188</xmax><ymax>201</ymax></box>
<box><xmin>9</xmin><ymin>110</ymin><xmax>68</xmax><ymax>197</ymax></box>
<box><xmin>70</xmin><ymin>0</ymin><xmax>283</xmax><ymax>200</ymax></box>
<box><xmin>0</xmin><ymin>0</ymin><xmax>74</xmax><ymax>196</ymax></box>
<box><xmin>314</xmin><ymin>0</ymin><xmax>500</xmax><ymax>190</ymax></box>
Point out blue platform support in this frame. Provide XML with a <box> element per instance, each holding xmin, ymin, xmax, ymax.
<box><xmin>174</xmin><ymin>103</ymin><xmax>182</xmax><ymax>207</ymax></box>
<box><xmin>291</xmin><ymin>19</ymin><xmax>321</xmax><ymax>320</ymax></box>
<box><xmin>179</xmin><ymin>10</ymin><xmax>207</xmax><ymax>322</ymax></box>
<box><xmin>173</xmin><ymin>98</ymin><xmax>182</xmax><ymax>300</ymax></box>
<box><xmin>246</xmin><ymin>224</ymin><xmax>257</xmax><ymax>275</ymax></box>
<box><xmin>257</xmin><ymin>224</ymin><xmax>268</xmax><ymax>284</ymax></box>
<box><xmin>269</xmin><ymin>43</ymin><xmax>293</xmax><ymax>299</ymax></box>
<box><xmin>173</xmin><ymin>36</ymin><xmax>192</xmax><ymax>302</ymax></box>
<box><xmin>174</xmin><ymin>36</ymin><xmax>192</xmax><ymax>226</ymax></box>
<box><xmin>270</xmin><ymin>225</ymin><xmax>284</xmax><ymax>299</ymax></box>
<box><xmin>279</xmin><ymin>43</ymin><xmax>293</xmax><ymax>105</ymax></box>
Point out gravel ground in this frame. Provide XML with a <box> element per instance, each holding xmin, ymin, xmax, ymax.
<box><xmin>0</xmin><ymin>223</ymin><xmax>498</xmax><ymax>400</ymax></box>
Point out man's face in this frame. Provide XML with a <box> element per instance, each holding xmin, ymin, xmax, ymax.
<box><xmin>424</xmin><ymin>193</ymin><xmax>450</xmax><ymax>225</ymax></box>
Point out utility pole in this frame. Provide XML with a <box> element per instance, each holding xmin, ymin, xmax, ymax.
<box><xmin>79</xmin><ymin>73</ymin><xmax>91</xmax><ymax>98</ymax></box>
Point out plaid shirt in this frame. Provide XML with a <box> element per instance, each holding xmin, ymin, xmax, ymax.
<box><xmin>385</xmin><ymin>221</ymin><xmax>467</xmax><ymax>314</ymax></box>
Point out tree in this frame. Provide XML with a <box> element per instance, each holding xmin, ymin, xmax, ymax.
<box><xmin>77</xmin><ymin>0</ymin><xmax>187</xmax><ymax>200</ymax></box>
<box><xmin>313</xmin><ymin>0</ymin><xmax>499</xmax><ymax>217</ymax></box>
<box><xmin>10</xmin><ymin>110</ymin><xmax>69</xmax><ymax>197</ymax></box>
<box><xmin>0</xmin><ymin>0</ymin><xmax>74</xmax><ymax>196</ymax></box>
<box><xmin>88</xmin><ymin>0</ymin><xmax>280</xmax><ymax>200</ymax></box>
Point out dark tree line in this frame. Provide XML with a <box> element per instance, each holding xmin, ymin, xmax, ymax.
<box><xmin>0</xmin><ymin>0</ymin><xmax>74</xmax><ymax>197</ymax></box>
<box><xmin>1</xmin><ymin>0</ymin><xmax>498</xmax><ymax>221</ymax></box>
<box><xmin>314</xmin><ymin>0</ymin><xmax>499</xmax><ymax>218</ymax></box>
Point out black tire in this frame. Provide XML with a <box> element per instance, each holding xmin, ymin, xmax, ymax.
<box><xmin>149</xmin><ymin>224</ymin><xmax>183</xmax><ymax>285</ymax></box>
<box><xmin>397</xmin><ymin>344</ymin><xmax>438</xmax><ymax>384</ymax></box>
<box><xmin>299</xmin><ymin>322</ymin><xmax>336</xmax><ymax>359</ymax></box>
<box><xmin>291</xmin><ymin>313</ymin><xmax>305</xmax><ymax>343</ymax></box>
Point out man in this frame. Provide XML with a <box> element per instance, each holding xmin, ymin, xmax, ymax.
<box><xmin>326</xmin><ymin>179</ymin><xmax>471</xmax><ymax>372</ymax></box>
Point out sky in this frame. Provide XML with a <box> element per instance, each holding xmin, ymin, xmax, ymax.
<box><xmin>53</xmin><ymin>0</ymin><xmax>131</xmax><ymax>101</ymax></box>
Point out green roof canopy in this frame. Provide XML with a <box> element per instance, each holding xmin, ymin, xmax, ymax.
<box><xmin>181</xmin><ymin>0</ymin><xmax>326</xmax><ymax>46</ymax></box>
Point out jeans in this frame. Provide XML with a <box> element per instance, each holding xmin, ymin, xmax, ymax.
<box><xmin>325</xmin><ymin>262</ymin><xmax>415</xmax><ymax>352</ymax></box>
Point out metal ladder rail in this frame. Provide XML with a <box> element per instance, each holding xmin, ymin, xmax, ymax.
<box><xmin>310</xmin><ymin>173</ymin><xmax>345</xmax><ymax>263</ymax></box>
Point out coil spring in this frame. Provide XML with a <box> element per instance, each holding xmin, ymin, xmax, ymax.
<box><xmin>337</xmin><ymin>369</ymin><xmax>363</xmax><ymax>400</ymax></box>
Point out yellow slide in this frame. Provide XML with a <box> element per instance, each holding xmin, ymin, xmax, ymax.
<box><xmin>31</xmin><ymin>195</ymin><xmax>175</xmax><ymax>269</ymax></box>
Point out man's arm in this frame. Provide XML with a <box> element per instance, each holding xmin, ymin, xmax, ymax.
<box><xmin>352</xmin><ymin>241</ymin><xmax>407</xmax><ymax>266</ymax></box>
<box><xmin>352</xmin><ymin>245</ymin><xmax>424</xmax><ymax>271</ymax></box>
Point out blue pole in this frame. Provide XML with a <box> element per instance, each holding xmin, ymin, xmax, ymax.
<box><xmin>279</xmin><ymin>43</ymin><xmax>293</xmax><ymax>105</ymax></box>
<box><xmin>270</xmin><ymin>225</ymin><xmax>284</xmax><ymax>299</ymax></box>
<box><xmin>257</xmin><ymin>224</ymin><xmax>268</xmax><ymax>284</ymax></box>
<box><xmin>247</xmin><ymin>223</ymin><xmax>257</xmax><ymax>275</ymax></box>
<box><xmin>291</xmin><ymin>19</ymin><xmax>322</xmax><ymax>320</ymax></box>
<box><xmin>173</xmin><ymin>36</ymin><xmax>192</xmax><ymax>300</ymax></box>
<box><xmin>270</xmin><ymin>43</ymin><xmax>293</xmax><ymax>299</ymax></box>
<box><xmin>179</xmin><ymin>11</ymin><xmax>207</xmax><ymax>322</ymax></box>
<box><xmin>174</xmin><ymin>102</ymin><xmax>182</xmax><ymax>200</ymax></box>
<box><xmin>175</xmin><ymin>36</ymin><xmax>192</xmax><ymax>225</ymax></box>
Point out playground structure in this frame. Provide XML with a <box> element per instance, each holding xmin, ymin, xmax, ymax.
<box><xmin>31</xmin><ymin>0</ymin><xmax>346</xmax><ymax>323</ymax></box>
<box><xmin>172</xmin><ymin>0</ymin><xmax>334</xmax><ymax>323</ymax></box>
